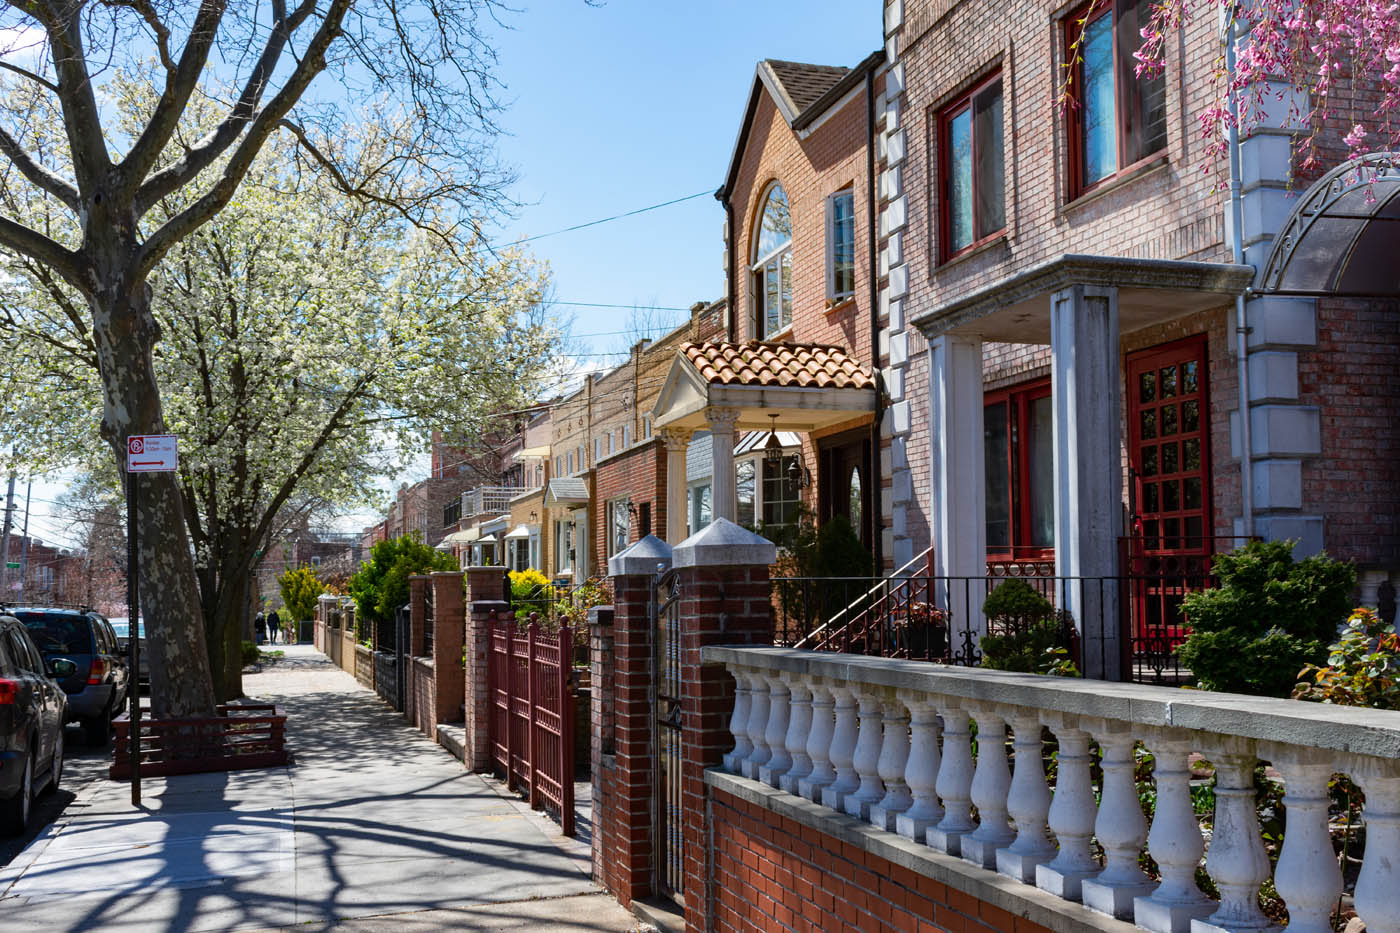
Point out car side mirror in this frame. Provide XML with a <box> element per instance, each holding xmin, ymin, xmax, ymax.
<box><xmin>48</xmin><ymin>658</ymin><xmax>78</xmax><ymax>679</ymax></box>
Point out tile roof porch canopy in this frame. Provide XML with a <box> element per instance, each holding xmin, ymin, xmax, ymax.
<box><xmin>652</xmin><ymin>340</ymin><xmax>878</xmax><ymax>433</ymax></box>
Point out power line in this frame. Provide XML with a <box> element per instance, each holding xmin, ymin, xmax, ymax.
<box><xmin>508</xmin><ymin>191</ymin><xmax>713</xmax><ymax>246</ymax></box>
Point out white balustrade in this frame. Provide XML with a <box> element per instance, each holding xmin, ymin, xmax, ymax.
<box><xmin>1135</xmin><ymin>729</ymin><xmax>1213</xmax><ymax>933</ymax></box>
<box><xmin>895</xmin><ymin>694</ymin><xmax>942</xmax><ymax>840</ymax></box>
<box><xmin>821</xmin><ymin>685</ymin><xmax>860</xmax><ymax>811</ymax></box>
<box><xmin>758</xmin><ymin>674</ymin><xmax>792</xmax><ymax>787</ymax></box>
<box><xmin>799</xmin><ymin>681</ymin><xmax>837</xmax><ymax>801</ymax></box>
<box><xmin>723</xmin><ymin>676</ymin><xmax>752</xmax><ymax>773</ymax></box>
<box><xmin>997</xmin><ymin>708</ymin><xmax>1055</xmax><ymax>883</ymax></box>
<box><xmin>1082</xmin><ymin>720</ymin><xmax>1156</xmax><ymax>920</ymax></box>
<box><xmin>706</xmin><ymin>648</ymin><xmax>1400</xmax><ymax>933</ymax></box>
<box><xmin>844</xmin><ymin>689</ymin><xmax>887</xmax><ymax>820</ymax></box>
<box><xmin>960</xmin><ymin>707</ymin><xmax>1015</xmax><ymax>869</ymax></box>
<box><xmin>779</xmin><ymin>674</ymin><xmax>814</xmax><ymax>795</ymax></box>
<box><xmin>1037</xmin><ymin>712</ymin><xmax>1100</xmax><ymax>901</ymax></box>
<box><xmin>928</xmin><ymin>704</ymin><xmax>976</xmax><ymax>857</ymax></box>
<box><xmin>740</xmin><ymin>670</ymin><xmax>770</xmax><ymax>780</ymax></box>
<box><xmin>869</xmin><ymin>699</ymin><xmax>913</xmax><ymax>831</ymax></box>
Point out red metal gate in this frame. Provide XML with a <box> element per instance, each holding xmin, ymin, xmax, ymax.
<box><xmin>487</xmin><ymin>611</ymin><xmax>576</xmax><ymax>836</ymax></box>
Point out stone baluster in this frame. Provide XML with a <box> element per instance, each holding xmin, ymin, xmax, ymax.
<box><xmin>821</xmin><ymin>685</ymin><xmax>861</xmax><ymax>811</ymax></box>
<box><xmin>1195</xmin><ymin>737</ymin><xmax>1276</xmax><ymax>932</ymax></box>
<box><xmin>758</xmin><ymin>673</ymin><xmax>792</xmax><ymax>787</ymax></box>
<box><xmin>895</xmin><ymin>694</ymin><xmax>943</xmax><ymax>841</ymax></box>
<box><xmin>1082</xmin><ymin>720</ymin><xmax>1156</xmax><ymax>920</ymax></box>
<box><xmin>1353</xmin><ymin>756</ymin><xmax>1400</xmax><ymax>933</ymax></box>
<box><xmin>1134</xmin><ymin>729</ymin><xmax>1213</xmax><ymax>933</ymax></box>
<box><xmin>928</xmin><ymin>704</ymin><xmax>976</xmax><ymax>856</ymax></box>
<box><xmin>997</xmin><ymin>709</ymin><xmax>1055</xmax><ymax>883</ymax></box>
<box><xmin>1263</xmin><ymin>745</ymin><xmax>1343</xmax><ymax>933</ymax></box>
<box><xmin>740</xmin><ymin>671</ymin><xmax>771</xmax><ymax>780</ymax></box>
<box><xmin>778</xmin><ymin>674</ymin><xmax>814</xmax><ymax>795</ymax></box>
<box><xmin>723</xmin><ymin>667</ymin><xmax>753</xmax><ymax>773</ymax></box>
<box><xmin>1036</xmin><ymin>712</ymin><xmax>1100</xmax><ymax>901</ymax></box>
<box><xmin>870</xmin><ymin>698</ymin><xmax>913</xmax><ymax>831</ymax></box>
<box><xmin>799</xmin><ymin>681</ymin><xmax>837</xmax><ymax>802</ymax></box>
<box><xmin>844</xmin><ymin>689</ymin><xmax>887</xmax><ymax>820</ymax></box>
<box><xmin>961</xmin><ymin>707</ymin><xmax>1015</xmax><ymax>869</ymax></box>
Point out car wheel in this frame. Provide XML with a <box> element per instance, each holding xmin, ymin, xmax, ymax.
<box><xmin>2</xmin><ymin>752</ymin><xmax>32</xmax><ymax>835</ymax></box>
<box><xmin>44</xmin><ymin>730</ymin><xmax>63</xmax><ymax>795</ymax></box>
<box><xmin>83</xmin><ymin>714</ymin><xmax>110</xmax><ymax>747</ymax></box>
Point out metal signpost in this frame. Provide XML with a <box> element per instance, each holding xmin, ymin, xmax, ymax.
<box><xmin>125</xmin><ymin>434</ymin><xmax>177</xmax><ymax>806</ymax></box>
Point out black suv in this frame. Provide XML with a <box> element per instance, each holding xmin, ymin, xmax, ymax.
<box><xmin>12</xmin><ymin>608</ymin><xmax>129</xmax><ymax>745</ymax></box>
<box><xmin>0</xmin><ymin>613</ymin><xmax>69</xmax><ymax>834</ymax></box>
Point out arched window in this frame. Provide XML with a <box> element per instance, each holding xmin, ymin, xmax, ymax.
<box><xmin>751</xmin><ymin>183</ymin><xmax>792</xmax><ymax>338</ymax></box>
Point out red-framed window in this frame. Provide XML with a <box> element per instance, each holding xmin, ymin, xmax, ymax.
<box><xmin>1063</xmin><ymin>0</ymin><xmax>1168</xmax><ymax>198</ymax></box>
<box><xmin>984</xmin><ymin>378</ymin><xmax>1054</xmax><ymax>560</ymax></box>
<box><xmin>939</xmin><ymin>72</ymin><xmax>1005</xmax><ymax>261</ymax></box>
<box><xmin>1126</xmin><ymin>336</ymin><xmax>1211</xmax><ymax>554</ymax></box>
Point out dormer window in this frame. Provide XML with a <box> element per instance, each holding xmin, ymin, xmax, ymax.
<box><xmin>752</xmin><ymin>182</ymin><xmax>792</xmax><ymax>338</ymax></box>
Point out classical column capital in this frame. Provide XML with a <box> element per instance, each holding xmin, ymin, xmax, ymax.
<box><xmin>660</xmin><ymin>425</ymin><xmax>693</xmax><ymax>450</ymax></box>
<box><xmin>704</xmin><ymin>406</ymin><xmax>741</xmax><ymax>432</ymax></box>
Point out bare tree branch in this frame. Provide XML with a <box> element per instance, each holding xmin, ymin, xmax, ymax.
<box><xmin>24</xmin><ymin>1</ymin><xmax>114</xmax><ymax>191</ymax></box>
<box><xmin>0</xmin><ymin>125</ymin><xmax>79</xmax><ymax>210</ymax></box>
<box><xmin>0</xmin><ymin>60</ymin><xmax>59</xmax><ymax>94</ymax></box>
<box><xmin>0</xmin><ymin>213</ymin><xmax>88</xmax><ymax>287</ymax></box>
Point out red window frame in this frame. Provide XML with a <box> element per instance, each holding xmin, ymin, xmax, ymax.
<box><xmin>984</xmin><ymin>377</ymin><xmax>1054</xmax><ymax>562</ymax></box>
<box><xmin>938</xmin><ymin>71</ymin><xmax>1005</xmax><ymax>263</ymax></box>
<box><xmin>1063</xmin><ymin>0</ymin><xmax>1168</xmax><ymax>200</ymax></box>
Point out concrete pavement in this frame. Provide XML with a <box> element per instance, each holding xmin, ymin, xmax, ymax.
<box><xmin>0</xmin><ymin>645</ymin><xmax>645</xmax><ymax>932</ymax></box>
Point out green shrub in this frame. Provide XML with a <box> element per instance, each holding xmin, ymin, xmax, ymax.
<box><xmin>241</xmin><ymin>640</ymin><xmax>260</xmax><ymax>666</ymax></box>
<box><xmin>1292</xmin><ymin>607</ymin><xmax>1400</xmax><ymax>709</ymax></box>
<box><xmin>277</xmin><ymin>565</ymin><xmax>323</xmax><ymax>624</ymax></box>
<box><xmin>979</xmin><ymin>580</ymin><xmax>1068</xmax><ymax>672</ymax></box>
<box><xmin>1175</xmin><ymin>539</ymin><xmax>1355</xmax><ymax>696</ymax></box>
<box><xmin>347</xmin><ymin>534</ymin><xmax>458</xmax><ymax>641</ymax></box>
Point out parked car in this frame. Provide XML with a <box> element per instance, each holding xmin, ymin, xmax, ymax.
<box><xmin>0</xmin><ymin>612</ymin><xmax>70</xmax><ymax>834</ymax></box>
<box><xmin>12</xmin><ymin>607</ymin><xmax>129</xmax><ymax>745</ymax></box>
<box><xmin>109</xmin><ymin>617</ymin><xmax>148</xmax><ymax>688</ymax></box>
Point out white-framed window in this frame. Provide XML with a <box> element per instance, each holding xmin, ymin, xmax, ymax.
<box><xmin>576</xmin><ymin>445</ymin><xmax>584</xmax><ymax>472</ymax></box>
<box><xmin>594</xmin><ymin>437</ymin><xmax>602</xmax><ymax>461</ymax></box>
<box><xmin>826</xmin><ymin>187</ymin><xmax>856</xmax><ymax>301</ymax></box>
<box><xmin>688</xmin><ymin>482</ymin><xmax>712</xmax><ymax>536</ymax></box>
<box><xmin>529</xmin><ymin>530</ymin><xmax>541</xmax><ymax>570</ymax></box>
<box><xmin>607</xmin><ymin>498</ymin><xmax>631</xmax><ymax>557</ymax></box>
<box><xmin>751</xmin><ymin>181</ymin><xmax>793</xmax><ymax>338</ymax></box>
<box><xmin>510</xmin><ymin>538</ymin><xmax>530</xmax><ymax>571</ymax></box>
<box><xmin>555</xmin><ymin>520</ymin><xmax>574</xmax><ymax>574</ymax></box>
<box><xmin>736</xmin><ymin>458</ymin><xmax>757</xmax><ymax>528</ymax></box>
<box><xmin>762</xmin><ymin>455</ymin><xmax>802</xmax><ymax>530</ymax></box>
<box><xmin>555</xmin><ymin>455</ymin><xmax>563</xmax><ymax>477</ymax></box>
<box><xmin>642</xmin><ymin>415</ymin><xmax>652</xmax><ymax>439</ymax></box>
<box><xmin>622</xmin><ymin>425</ymin><xmax>630</xmax><ymax>448</ymax></box>
<box><xmin>566</xmin><ymin>451</ymin><xmax>574</xmax><ymax>474</ymax></box>
<box><xmin>608</xmin><ymin>431</ymin><xmax>615</xmax><ymax>455</ymax></box>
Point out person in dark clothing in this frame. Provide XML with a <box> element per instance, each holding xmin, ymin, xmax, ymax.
<box><xmin>267</xmin><ymin>609</ymin><xmax>281</xmax><ymax>645</ymax></box>
<box><xmin>254</xmin><ymin>611</ymin><xmax>267</xmax><ymax>645</ymax></box>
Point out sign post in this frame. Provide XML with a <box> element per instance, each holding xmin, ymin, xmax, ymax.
<box><xmin>125</xmin><ymin>434</ymin><xmax>177</xmax><ymax>806</ymax></box>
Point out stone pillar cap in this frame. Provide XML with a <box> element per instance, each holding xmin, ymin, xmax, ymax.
<box><xmin>608</xmin><ymin>534</ymin><xmax>673</xmax><ymax>577</ymax></box>
<box><xmin>673</xmin><ymin>518</ymin><xmax>777</xmax><ymax>569</ymax></box>
<box><xmin>464</xmin><ymin>566</ymin><xmax>506</xmax><ymax>573</ymax></box>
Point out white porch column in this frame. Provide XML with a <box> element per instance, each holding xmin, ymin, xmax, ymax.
<box><xmin>928</xmin><ymin>334</ymin><xmax>986</xmax><ymax>641</ymax></box>
<box><xmin>1050</xmin><ymin>284</ymin><xmax>1122</xmax><ymax>680</ymax></box>
<box><xmin>661</xmin><ymin>427</ymin><xmax>692</xmax><ymax>544</ymax></box>
<box><xmin>707</xmin><ymin>407</ymin><xmax>740</xmax><ymax>523</ymax></box>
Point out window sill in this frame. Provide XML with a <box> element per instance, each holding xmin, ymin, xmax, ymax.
<box><xmin>1063</xmin><ymin>154</ymin><xmax>1170</xmax><ymax>214</ymax></box>
<box><xmin>761</xmin><ymin>325</ymin><xmax>795</xmax><ymax>343</ymax></box>
<box><xmin>824</xmin><ymin>296</ymin><xmax>856</xmax><ymax>316</ymax></box>
<box><xmin>934</xmin><ymin>232</ymin><xmax>1009</xmax><ymax>274</ymax></box>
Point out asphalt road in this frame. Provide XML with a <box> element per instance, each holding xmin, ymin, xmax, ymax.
<box><xmin>0</xmin><ymin>724</ymin><xmax>113</xmax><ymax>868</ymax></box>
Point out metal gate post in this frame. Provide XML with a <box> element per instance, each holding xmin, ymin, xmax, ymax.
<box><xmin>527</xmin><ymin>621</ymin><xmax>540</xmax><ymax>808</ymax></box>
<box><xmin>560</xmin><ymin>622</ymin><xmax>575</xmax><ymax>837</ymax></box>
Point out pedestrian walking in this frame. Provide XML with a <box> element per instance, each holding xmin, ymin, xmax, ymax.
<box><xmin>268</xmin><ymin>608</ymin><xmax>281</xmax><ymax>645</ymax></box>
<box><xmin>254</xmin><ymin>611</ymin><xmax>267</xmax><ymax>645</ymax></box>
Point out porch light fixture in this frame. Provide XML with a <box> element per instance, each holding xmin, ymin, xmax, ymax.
<box><xmin>763</xmin><ymin>414</ymin><xmax>784</xmax><ymax>467</ymax></box>
<box><xmin>787</xmin><ymin>456</ymin><xmax>811</xmax><ymax>489</ymax></box>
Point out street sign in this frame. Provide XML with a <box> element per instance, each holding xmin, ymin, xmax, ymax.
<box><xmin>127</xmin><ymin>434</ymin><xmax>178</xmax><ymax>473</ymax></box>
<box><xmin>3</xmin><ymin>562</ymin><xmax>16</xmax><ymax>569</ymax></box>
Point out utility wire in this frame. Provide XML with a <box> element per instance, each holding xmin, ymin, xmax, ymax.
<box><xmin>507</xmin><ymin>191</ymin><xmax>713</xmax><ymax>246</ymax></box>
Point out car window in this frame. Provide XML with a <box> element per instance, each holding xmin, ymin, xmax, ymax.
<box><xmin>96</xmin><ymin>620</ymin><xmax>113</xmax><ymax>654</ymax></box>
<box><xmin>15</xmin><ymin>612</ymin><xmax>93</xmax><ymax>654</ymax></box>
<box><xmin>6</xmin><ymin>630</ymin><xmax>41</xmax><ymax>674</ymax></box>
<box><xmin>0</xmin><ymin>627</ymin><xmax>13</xmax><ymax>674</ymax></box>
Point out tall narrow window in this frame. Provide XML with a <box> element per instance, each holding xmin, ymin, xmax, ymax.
<box><xmin>1066</xmin><ymin>0</ymin><xmax>1168</xmax><ymax>195</ymax></box>
<box><xmin>984</xmin><ymin>379</ymin><xmax>1055</xmax><ymax>560</ymax></box>
<box><xmin>751</xmin><ymin>182</ymin><xmax>793</xmax><ymax>338</ymax></box>
<box><xmin>940</xmin><ymin>74</ymin><xmax>1005</xmax><ymax>259</ymax></box>
<box><xmin>827</xmin><ymin>188</ymin><xmax>855</xmax><ymax>301</ymax></box>
<box><xmin>736</xmin><ymin>459</ymin><xmax>756</xmax><ymax>528</ymax></box>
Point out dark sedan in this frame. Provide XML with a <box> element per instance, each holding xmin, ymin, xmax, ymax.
<box><xmin>0</xmin><ymin>613</ymin><xmax>70</xmax><ymax>834</ymax></box>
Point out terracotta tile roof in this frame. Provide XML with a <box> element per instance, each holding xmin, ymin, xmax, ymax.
<box><xmin>682</xmin><ymin>340</ymin><xmax>876</xmax><ymax>391</ymax></box>
<box><xmin>763</xmin><ymin>60</ymin><xmax>851</xmax><ymax>117</ymax></box>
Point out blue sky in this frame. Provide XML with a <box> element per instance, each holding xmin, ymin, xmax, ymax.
<box><xmin>487</xmin><ymin>1</ymin><xmax>880</xmax><ymax>365</ymax></box>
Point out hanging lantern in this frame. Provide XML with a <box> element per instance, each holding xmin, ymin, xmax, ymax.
<box><xmin>763</xmin><ymin>413</ymin><xmax>784</xmax><ymax>467</ymax></box>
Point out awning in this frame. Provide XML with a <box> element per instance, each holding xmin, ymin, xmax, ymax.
<box><xmin>440</xmin><ymin>527</ymin><xmax>481</xmax><ymax>546</ymax></box>
<box><xmin>513</xmin><ymin>445</ymin><xmax>551</xmax><ymax>461</ymax></box>
<box><xmin>480</xmin><ymin>516</ymin><xmax>509</xmax><ymax>537</ymax></box>
<box><xmin>504</xmin><ymin>524</ymin><xmax>532</xmax><ymax>540</ymax></box>
<box><xmin>1257</xmin><ymin>152</ymin><xmax>1400</xmax><ymax>297</ymax></box>
<box><xmin>546</xmin><ymin>477</ymin><xmax>590</xmax><ymax>506</ymax></box>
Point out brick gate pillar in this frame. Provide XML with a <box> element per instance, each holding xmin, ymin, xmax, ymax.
<box><xmin>430</xmin><ymin>571</ymin><xmax>465</xmax><ymax>727</ymax></box>
<box><xmin>594</xmin><ymin>534</ymin><xmax>673</xmax><ymax>907</ymax></box>
<box><xmin>673</xmin><ymin>519</ymin><xmax>776</xmax><ymax>933</ymax></box>
<box><xmin>464</xmin><ymin>566</ymin><xmax>508</xmax><ymax>771</ymax></box>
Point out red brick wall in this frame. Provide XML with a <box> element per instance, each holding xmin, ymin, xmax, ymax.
<box><xmin>591</xmin><ymin>439</ymin><xmax>666</xmax><ymax>575</ymax></box>
<box><xmin>709</xmin><ymin>788</ymin><xmax>1054</xmax><ymax>933</ymax></box>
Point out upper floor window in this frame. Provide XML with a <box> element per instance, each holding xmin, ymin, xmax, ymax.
<box><xmin>826</xmin><ymin>188</ymin><xmax>855</xmax><ymax>301</ymax></box>
<box><xmin>751</xmin><ymin>182</ymin><xmax>792</xmax><ymax>338</ymax></box>
<box><xmin>940</xmin><ymin>73</ymin><xmax>1005</xmax><ymax>259</ymax></box>
<box><xmin>1065</xmin><ymin>0</ymin><xmax>1167</xmax><ymax>196</ymax></box>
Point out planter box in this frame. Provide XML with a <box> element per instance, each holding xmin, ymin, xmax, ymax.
<box><xmin>110</xmin><ymin>703</ymin><xmax>289</xmax><ymax>779</ymax></box>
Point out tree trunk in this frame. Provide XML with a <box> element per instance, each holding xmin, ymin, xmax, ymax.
<box><xmin>91</xmin><ymin>280</ymin><xmax>216</xmax><ymax>720</ymax></box>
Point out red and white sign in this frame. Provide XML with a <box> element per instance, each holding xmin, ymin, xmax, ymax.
<box><xmin>127</xmin><ymin>435</ymin><xmax>178</xmax><ymax>473</ymax></box>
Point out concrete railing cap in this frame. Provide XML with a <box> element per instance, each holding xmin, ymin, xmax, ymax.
<box><xmin>673</xmin><ymin>518</ymin><xmax>777</xmax><ymax>569</ymax></box>
<box><xmin>609</xmin><ymin>534</ymin><xmax>673</xmax><ymax>577</ymax></box>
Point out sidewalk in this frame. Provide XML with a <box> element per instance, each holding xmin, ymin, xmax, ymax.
<box><xmin>0</xmin><ymin>644</ymin><xmax>644</xmax><ymax>932</ymax></box>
